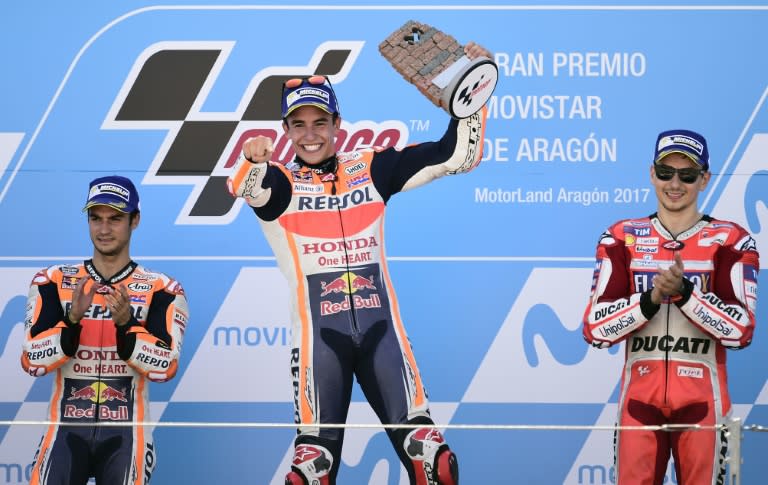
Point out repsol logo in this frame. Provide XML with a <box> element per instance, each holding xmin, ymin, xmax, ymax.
<box><xmin>144</xmin><ymin>442</ymin><xmax>155</xmax><ymax>482</ymax></box>
<box><xmin>701</xmin><ymin>294</ymin><xmax>744</xmax><ymax>320</ymax></box>
<box><xmin>297</xmin><ymin>186</ymin><xmax>373</xmax><ymax>211</ymax></box>
<box><xmin>630</xmin><ymin>335</ymin><xmax>712</xmax><ymax>354</ymax></box>
<box><xmin>593</xmin><ymin>299</ymin><xmax>629</xmax><ymax>321</ymax></box>
<box><xmin>75</xmin><ymin>304</ymin><xmax>146</xmax><ymax>321</ymax></box>
<box><xmin>26</xmin><ymin>347</ymin><xmax>59</xmax><ymax>361</ymax></box>
<box><xmin>290</xmin><ymin>348</ymin><xmax>301</xmax><ymax>424</ymax></box>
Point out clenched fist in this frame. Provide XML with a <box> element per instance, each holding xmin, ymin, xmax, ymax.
<box><xmin>242</xmin><ymin>135</ymin><xmax>274</xmax><ymax>163</ymax></box>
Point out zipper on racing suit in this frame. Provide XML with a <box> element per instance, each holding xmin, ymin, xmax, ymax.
<box><xmin>330</xmin><ymin>177</ymin><xmax>361</xmax><ymax>334</ymax></box>
<box><xmin>662</xmin><ymin>302</ymin><xmax>672</xmax><ymax>418</ymax></box>
<box><xmin>660</xmin><ymin>243</ymin><xmax>682</xmax><ymax>419</ymax></box>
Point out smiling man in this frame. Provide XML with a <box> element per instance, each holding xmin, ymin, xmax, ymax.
<box><xmin>227</xmin><ymin>42</ymin><xmax>494</xmax><ymax>485</ymax></box>
<box><xmin>582</xmin><ymin>130</ymin><xmax>760</xmax><ymax>484</ymax></box>
<box><xmin>21</xmin><ymin>175</ymin><xmax>189</xmax><ymax>485</ymax></box>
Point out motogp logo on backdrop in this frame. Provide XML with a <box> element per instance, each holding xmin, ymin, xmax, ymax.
<box><xmin>102</xmin><ymin>41</ymin><xmax>409</xmax><ymax>225</ymax></box>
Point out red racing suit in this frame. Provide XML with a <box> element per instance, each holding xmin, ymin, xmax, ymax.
<box><xmin>21</xmin><ymin>260</ymin><xmax>189</xmax><ymax>485</ymax></box>
<box><xmin>228</xmin><ymin>109</ymin><xmax>486</xmax><ymax>483</ymax></box>
<box><xmin>582</xmin><ymin>214</ymin><xmax>759</xmax><ymax>484</ymax></box>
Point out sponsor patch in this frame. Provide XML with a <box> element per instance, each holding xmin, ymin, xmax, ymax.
<box><xmin>292</xmin><ymin>171</ymin><xmax>314</xmax><ymax>183</ymax></box>
<box><xmin>338</xmin><ymin>151</ymin><xmax>363</xmax><ymax>163</ymax></box>
<box><xmin>346</xmin><ymin>174</ymin><xmax>370</xmax><ymax>188</ymax></box>
<box><xmin>293</xmin><ymin>182</ymin><xmax>324</xmax><ymax>194</ymax></box>
<box><xmin>128</xmin><ymin>282</ymin><xmax>152</xmax><ymax>292</ymax></box>
<box><xmin>677</xmin><ymin>366</ymin><xmax>703</xmax><ymax>379</ymax></box>
<box><xmin>344</xmin><ymin>162</ymin><xmax>366</xmax><ymax>175</ymax></box>
<box><xmin>635</xmin><ymin>237</ymin><xmax>658</xmax><ymax>245</ymax></box>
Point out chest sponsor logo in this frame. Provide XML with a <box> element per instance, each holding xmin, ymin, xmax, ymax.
<box><xmin>625</xmin><ymin>226</ymin><xmax>650</xmax><ymax>237</ymax></box>
<box><xmin>630</xmin><ymin>335</ymin><xmax>712</xmax><ymax>354</ymax></box>
<box><xmin>302</xmin><ymin>236</ymin><xmax>378</xmax><ymax>255</ymax></box>
<box><xmin>677</xmin><ymin>366</ymin><xmax>704</xmax><ymax>378</ymax></box>
<box><xmin>346</xmin><ymin>174</ymin><xmax>370</xmax><ymax>188</ymax></box>
<box><xmin>344</xmin><ymin>162</ymin><xmax>366</xmax><ymax>175</ymax></box>
<box><xmin>338</xmin><ymin>151</ymin><xmax>363</xmax><ymax>163</ymax></box>
<box><xmin>293</xmin><ymin>182</ymin><xmax>324</xmax><ymax>194</ymax></box>
<box><xmin>698</xmin><ymin>231</ymin><xmax>728</xmax><ymax>247</ymax></box>
<box><xmin>297</xmin><ymin>185</ymin><xmax>374</xmax><ymax>211</ymax></box>
<box><xmin>635</xmin><ymin>237</ymin><xmax>658</xmax><ymax>245</ymax></box>
<box><xmin>128</xmin><ymin>282</ymin><xmax>152</xmax><ymax>292</ymax></box>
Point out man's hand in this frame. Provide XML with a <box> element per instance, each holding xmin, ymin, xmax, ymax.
<box><xmin>242</xmin><ymin>136</ymin><xmax>274</xmax><ymax>164</ymax></box>
<box><xmin>105</xmin><ymin>284</ymin><xmax>132</xmax><ymax>327</ymax></box>
<box><xmin>651</xmin><ymin>252</ymin><xmax>685</xmax><ymax>304</ymax></box>
<box><xmin>68</xmin><ymin>277</ymin><xmax>96</xmax><ymax>324</ymax></box>
<box><xmin>464</xmin><ymin>41</ymin><xmax>493</xmax><ymax>61</ymax></box>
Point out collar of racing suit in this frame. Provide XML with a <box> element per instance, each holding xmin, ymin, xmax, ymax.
<box><xmin>293</xmin><ymin>154</ymin><xmax>338</xmax><ymax>175</ymax></box>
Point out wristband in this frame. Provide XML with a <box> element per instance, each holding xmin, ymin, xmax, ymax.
<box><xmin>63</xmin><ymin>311</ymin><xmax>81</xmax><ymax>326</ymax></box>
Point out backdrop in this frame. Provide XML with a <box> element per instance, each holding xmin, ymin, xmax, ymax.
<box><xmin>1</xmin><ymin>2</ymin><xmax>767</xmax><ymax>484</ymax></box>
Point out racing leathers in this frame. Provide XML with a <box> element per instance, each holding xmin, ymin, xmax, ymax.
<box><xmin>21</xmin><ymin>260</ymin><xmax>189</xmax><ymax>485</ymax></box>
<box><xmin>582</xmin><ymin>214</ymin><xmax>759</xmax><ymax>484</ymax></box>
<box><xmin>227</xmin><ymin>108</ymin><xmax>487</xmax><ymax>484</ymax></box>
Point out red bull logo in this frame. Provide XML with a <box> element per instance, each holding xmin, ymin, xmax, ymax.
<box><xmin>101</xmin><ymin>385</ymin><xmax>128</xmax><ymax>402</ymax></box>
<box><xmin>63</xmin><ymin>404</ymin><xmax>130</xmax><ymax>420</ymax></box>
<box><xmin>319</xmin><ymin>272</ymin><xmax>376</xmax><ymax>296</ymax></box>
<box><xmin>68</xmin><ymin>384</ymin><xmax>97</xmax><ymax>401</ymax></box>
<box><xmin>67</xmin><ymin>382</ymin><xmax>128</xmax><ymax>403</ymax></box>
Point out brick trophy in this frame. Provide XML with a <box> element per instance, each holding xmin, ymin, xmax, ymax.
<box><xmin>378</xmin><ymin>20</ymin><xmax>498</xmax><ymax>119</ymax></box>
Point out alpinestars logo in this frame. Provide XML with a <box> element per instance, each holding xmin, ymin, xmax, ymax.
<box><xmin>102</xmin><ymin>41</ymin><xmax>408</xmax><ymax>225</ymax></box>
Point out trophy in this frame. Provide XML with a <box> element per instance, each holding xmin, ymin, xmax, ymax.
<box><xmin>378</xmin><ymin>20</ymin><xmax>498</xmax><ymax>119</ymax></box>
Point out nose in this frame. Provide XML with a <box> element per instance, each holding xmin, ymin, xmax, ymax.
<box><xmin>94</xmin><ymin>220</ymin><xmax>111</xmax><ymax>234</ymax></box>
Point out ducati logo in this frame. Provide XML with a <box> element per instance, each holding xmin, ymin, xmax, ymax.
<box><xmin>102</xmin><ymin>40</ymin><xmax>408</xmax><ymax>225</ymax></box>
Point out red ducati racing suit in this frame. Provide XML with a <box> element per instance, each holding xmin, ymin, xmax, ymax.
<box><xmin>582</xmin><ymin>215</ymin><xmax>759</xmax><ymax>484</ymax></box>
<box><xmin>228</xmin><ymin>109</ymin><xmax>486</xmax><ymax>484</ymax></box>
<box><xmin>21</xmin><ymin>260</ymin><xmax>189</xmax><ymax>485</ymax></box>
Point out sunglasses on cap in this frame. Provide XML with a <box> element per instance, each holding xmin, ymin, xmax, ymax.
<box><xmin>283</xmin><ymin>75</ymin><xmax>330</xmax><ymax>89</ymax></box>
<box><xmin>653</xmin><ymin>164</ymin><xmax>704</xmax><ymax>184</ymax></box>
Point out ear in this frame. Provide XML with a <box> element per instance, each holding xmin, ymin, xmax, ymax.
<box><xmin>131</xmin><ymin>212</ymin><xmax>141</xmax><ymax>230</ymax></box>
<box><xmin>699</xmin><ymin>171</ymin><xmax>712</xmax><ymax>192</ymax></box>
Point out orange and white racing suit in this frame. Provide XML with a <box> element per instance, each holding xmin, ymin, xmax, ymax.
<box><xmin>227</xmin><ymin>109</ymin><xmax>486</xmax><ymax>484</ymax></box>
<box><xmin>582</xmin><ymin>214</ymin><xmax>759</xmax><ymax>484</ymax></box>
<box><xmin>21</xmin><ymin>260</ymin><xmax>189</xmax><ymax>485</ymax></box>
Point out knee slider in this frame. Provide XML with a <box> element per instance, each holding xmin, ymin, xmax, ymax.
<box><xmin>403</xmin><ymin>427</ymin><xmax>458</xmax><ymax>485</ymax></box>
<box><xmin>285</xmin><ymin>443</ymin><xmax>333</xmax><ymax>485</ymax></box>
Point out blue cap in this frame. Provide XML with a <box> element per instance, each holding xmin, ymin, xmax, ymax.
<box><xmin>653</xmin><ymin>129</ymin><xmax>709</xmax><ymax>171</ymax></box>
<box><xmin>83</xmin><ymin>175</ymin><xmax>140</xmax><ymax>213</ymax></box>
<box><xmin>281</xmin><ymin>78</ymin><xmax>340</xmax><ymax>118</ymax></box>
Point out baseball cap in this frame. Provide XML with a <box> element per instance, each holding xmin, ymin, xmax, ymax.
<box><xmin>82</xmin><ymin>175</ymin><xmax>140</xmax><ymax>213</ymax></box>
<box><xmin>653</xmin><ymin>129</ymin><xmax>709</xmax><ymax>171</ymax></box>
<box><xmin>281</xmin><ymin>76</ymin><xmax>340</xmax><ymax>118</ymax></box>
